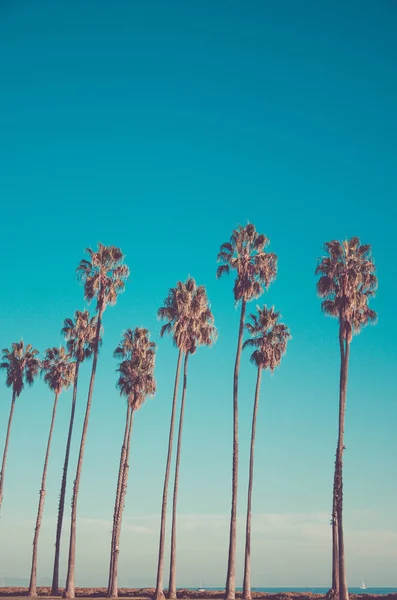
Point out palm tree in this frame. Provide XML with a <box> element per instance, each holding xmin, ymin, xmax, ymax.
<box><xmin>216</xmin><ymin>224</ymin><xmax>277</xmax><ymax>600</ymax></box>
<box><xmin>168</xmin><ymin>279</ymin><xmax>217</xmax><ymax>600</ymax></box>
<box><xmin>63</xmin><ymin>243</ymin><xmax>129</xmax><ymax>598</ymax></box>
<box><xmin>242</xmin><ymin>306</ymin><xmax>291</xmax><ymax>600</ymax></box>
<box><xmin>108</xmin><ymin>328</ymin><xmax>156</xmax><ymax>598</ymax></box>
<box><xmin>0</xmin><ymin>341</ymin><xmax>40</xmax><ymax>515</ymax></box>
<box><xmin>51</xmin><ymin>310</ymin><xmax>98</xmax><ymax>595</ymax></box>
<box><xmin>28</xmin><ymin>346</ymin><xmax>75</xmax><ymax>597</ymax></box>
<box><xmin>108</xmin><ymin>328</ymin><xmax>145</xmax><ymax>594</ymax></box>
<box><xmin>316</xmin><ymin>237</ymin><xmax>377</xmax><ymax>600</ymax></box>
<box><xmin>154</xmin><ymin>278</ymin><xmax>203</xmax><ymax>600</ymax></box>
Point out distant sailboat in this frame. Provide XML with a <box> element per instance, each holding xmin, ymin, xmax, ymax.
<box><xmin>360</xmin><ymin>582</ymin><xmax>367</xmax><ymax>590</ymax></box>
<box><xmin>198</xmin><ymin>580</ymin><xmax>205</xmax><ymax>592</ymax></box>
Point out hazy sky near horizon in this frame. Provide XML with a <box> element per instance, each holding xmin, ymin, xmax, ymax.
<box><xmin>0</xmin><ymin>0</ymin><xmax>396</xmax><ymax>588</ymax></box>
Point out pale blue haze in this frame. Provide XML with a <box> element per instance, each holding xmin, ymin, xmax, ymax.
<box><xmin>0</xmin><ymin>0</ymin><xmax>396</xmax><ymax>589</ymax></box>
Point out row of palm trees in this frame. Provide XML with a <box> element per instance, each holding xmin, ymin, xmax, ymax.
<box><xmin>0</xmin><ymin>226</ymin><xmax>377</xmax><ymax>600</ymax></box>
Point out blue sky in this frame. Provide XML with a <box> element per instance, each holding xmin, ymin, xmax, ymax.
<box><xmin>0</xmin><ymin>0</ymin><xmax>396</xmax><ymax>589</ymax></box>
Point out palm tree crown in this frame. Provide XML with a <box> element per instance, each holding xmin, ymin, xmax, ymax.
<box><xmin>243</xmin><ymin>306</ymin><xmax>291</xmax><ymax>371</ymax></box>
<box><xmin>158</xmin><ymin>277</ymin><xmax>217</xmax><ymax>353</ymax></box>
<box><xmin>116</xmin><ymin>328</ymin><xmax>156</xmax><ymax>411</ymax></box>
<box><xmin>62</xmin><ymin>310</ymin><xmax>99</xmax><ymax>363</ymax></box>
<box><xmin>42</xmin><ymin>347</ymin><xmax>75</xmax><ymax>395</ymax></box>
<box><xmin>0</xmin><ymin>341</ymin><xmax>40</xmax><ymax>397</ymax></box>
<box><xmin>315</xmin><ymin>237</ymin><xmax>377</xmax><ymax>341</ymax></box>
<box><xmin>77</xmin><ymin>243</ymin><xmax>130</xmax><ymax>313</ymax></box>
<box><xmin>216</xmin><ymin>223</ymin><xmax>278</xmax><ymax>302</ymax></box>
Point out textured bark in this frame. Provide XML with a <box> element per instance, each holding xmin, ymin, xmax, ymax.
<box><xmin>331</xmin><ymin>495</ymin><xmax>339</xmax><ymax>596</ymax></box>
<box><xmin>168</xmin><ymin>353</ymin><xmax>189</xmax><ymax>599</ymax></box>
<box><xmin>0</xmin><ymin>390</ymin><xmax>16</xmax><ymax>515</ymax></box>
<box><xmin>63</xmin><ymin>309</ymin><xmax>103</xmax><ymax>598</ymax></box>
<box><xmin>108</xmin><ymin>403</ymin><xmax>133</xmax><ymax>597</ymax></box>
<box><xmin>225</xmin><ymin>299</ymin><xmax>246</xmax><ymax>600</ymax></box>
<box><xmin>154</xmin><ymin>348</ymin><xmax>183</xmax><ymax>600</ymax></box>
<box><xmin>242</xmin><ymin>367</ymin><xmax>262</xmax><ymax>600</ymax></box>
<box><xmin>329</xmin><ymin>320</ymin><xmax>346</xmax><ymax>600</ymax></box>
<box><xmin>337</xmin><ymin>340</ymin><xmax>350</xmax><ymax>600</ymax></box>
<box><xmin>29</xmin><ymin>392</ymin><xmax>60</xmax><ymax>597</ymax></box>
<box><xmin>52</xmin><ymin>362</ymin><xmax>80</xmax><ymax>595</ymax></box>
<box><xmin>108</xmin><ymin>409</ymin><xmax>134</xmax><ymax>598</ymax></box>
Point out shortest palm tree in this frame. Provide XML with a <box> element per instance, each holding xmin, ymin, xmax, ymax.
<box><xmin>0</xmin><ymin>341</ymin><xmax>40</xmax><ymax>515</ymax></box>
<box><xmin>28</xmin><ymin>347</ymin><xmax>75</xmax><ymax>597</ymax></box>
<box><xmin>242</xmin><ymin>306</ymin><xmax>291</xmax><ymax>600</ymax></box>
<box><xmin>108</xmin><ymin>328</ymin><xmax>156</xmax><ymax>598</ymax></box>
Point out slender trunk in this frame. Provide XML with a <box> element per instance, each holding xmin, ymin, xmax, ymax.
<box><xmin>242</xmin><ymin>367</ymin><xmax>262</xmax><ymax>600</ymax></box>
<box><xmin>337</xmin><ymin>340</ymin><xmax>350</xmax><ymax>600</ymax></box>
<box><xmin>0</xmin><ymin>390</ymin><xmax>16</xmax><ymax>515</ymax></box>
<box><xmin>51</xmin><ymin>361</ymin><xmax>80</xmax><ymax>595</ymax></box>
<box><xmin>154</xmin><ymin>348</ymin><xmax>183</xmax><ymax>600</ymax></box>
<box><xmin>328</xmin><ymin>321</ymin><xmax>346</xmax><ymax>600</ymax></box>
<box><xmin>168</xmin><ymin>353</ymin><xmax>189</xmax><ymax>599</ymax></box>
<box><xmin>225</xmin><ymin>299</ymin><xmax>246</xmax><ymax>600</ymax></box>
<box><xmin>29</xmin><ymin>392</ymin><xmax>60</xmax><ymax>597</ymax></box>
<box><xmin>63</xmin><ymin>309</ymin><xmax>103</xmax><ymax>598</ymax></box>
<box><xmin>331</xmin><ymin>496</ymin><xmax>339</xmax><ymax>598</ymax></box>
<box><xmin>108</xmin><ymin>408</ymin><xmax>134</xmax><ymax>598</ymax></box>
<box><xmin>108</xmin><ymin>403</ymin><xmax>132</xmax><ymax>596</ymax></box>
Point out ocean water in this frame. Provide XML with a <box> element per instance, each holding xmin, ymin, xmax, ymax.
<box><xmin>192</xmin><ymin>589</ymin><xmax>397</xmax><ymax>595</ymax></box>
<box><xmin>250</xmin><ymin>589</ymin><xmax>397</xmax><ymax>595</ymax></box>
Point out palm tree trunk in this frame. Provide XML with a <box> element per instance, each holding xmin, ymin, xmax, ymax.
<box><xmin>168</xmin><ymin>352</ymin><xmax>189</xmax><ymax>600</ymax></box>
<box><xmin>225</xmin><ymin>298</ymin><xmax>246</xmax><ymax>600</ymax></box>
<box><xmin>108</xmin><ymin>408</ymin><xmax>134</xmax><ymax>598</ymax></box>
<box><xmin>29</xmin><ymin>391</ymin><xmax>60</xmax><ymax>597</ymax></box>
<box><xmin>108</xmin><ymin>402</ymin><xmax>132</xmax><ymax>596</ymax></box>
<box><xmin>328</xmin><ymin>321</ymin><xmax>346</xmax><ymax>600</ymax></box>
<box><xmin>331</xmin><ymin>492</ymin><xmax>339</xmax><ymax>598</ymax></box>
<box><xmin>154</xmin><ymin>348</ymin><xmax>183</xmax><ymax>600</ymax></box>
<box><xmin>51</xmin><ymin>361</ymin><xmax>80</xmax><ymax>595</ymax></box>
<box><xmin>63</xmin><ymin>309</ymin><xmax>103</xmax><ymax>599</ymax></box>
<box><xmin>242</xmin><ymin>366</ymin><xmax>262</xmax><ymax>600</ymax></box>
<box><xmin>337</xmin><ymin>339</ymin><xmax>350</xmax><ymax>600</ymax></box>
<box><xmin>0</xmin><ymin>390</ymin><xmax>16</xmax><ymax>515</ymax></box>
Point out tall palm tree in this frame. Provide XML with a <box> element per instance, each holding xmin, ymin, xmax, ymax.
<box><xmin>216</xmin><ymin>224</ymin><xmax>277</xmax><ymax>600</ymax></box>
<box><xmin>168</xmin><ymin>280</ymin><xmax>217</xmax><ymax>600</ymax></box>
<box><xmin>64</xmin><ymin>243</ymin><xmax>129</xmax><ymax>598</ymax></box>
<box><xmin>316</xmin><ymin>237</ymin><xmax>377</xmax><ymax>600</ymax></box>
<box><xmin>28</xmin><ymin>346</ymin><xmax>75</xmax><ymax>597</ymax></box>
<box><xmin>242</xmin><ymin>307</ymin><xmax>291</xmax><ymax>600</ymax></box>
<box><xmin>154</xmin><ymin>278</ymin><xmax>204</xmax><ymax>600</ymax></box>
<box><xmin>51</xmin><ymin>310</ymin><xmax>98</xmax><ymax>595</ymax></box>
<box><xmin>108</xmin><ymin>328</ymin><xmax>156</xmax><ymax>598</ymax></box>
<box><xmin>0</xmin><ymin>341</ymin><xmax>40</xmax><ymax>515</ymax></box>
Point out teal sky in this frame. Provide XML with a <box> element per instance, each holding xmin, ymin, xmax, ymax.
<box><xmin>0</xmin><ymin>0</ymin><xmax>396</xmax><ymax>589</ymax></box>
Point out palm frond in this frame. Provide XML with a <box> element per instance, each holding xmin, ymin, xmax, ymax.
<box><xmin>243</xmin><ymin>305</ymin><xmax>291</xmax><ymax>371</ymax></box>
<box><xmin>216</xmin><ymin>264</ymin><xmax>230</xmax><ymax>279</ymax></box>
<box><xmin>217</xmin><ymin>224</ymin><xmax>277</xmax><ymax>302</ymax></box>
<box><xmin>315</xmin><ymin>236</ymin><xmax>377</xmax><ymax>339</ymax></box>
<box><xmin>1</xmin><ymin>340</ymin><xmax>41</xmax><ymax>396</ymax></box>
